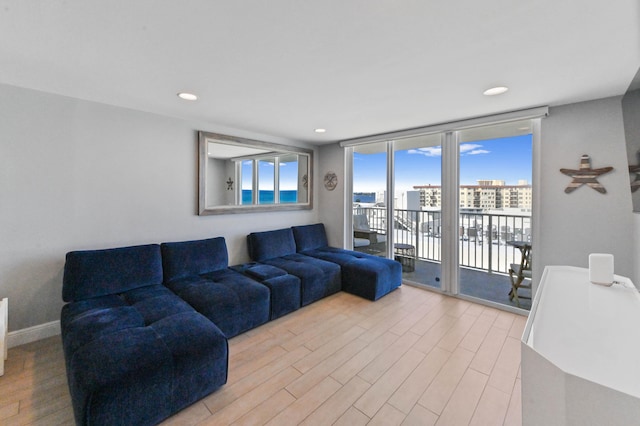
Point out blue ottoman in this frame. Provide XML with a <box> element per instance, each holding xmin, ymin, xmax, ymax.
<box><xmin>231</xmin><ymin>262</ymin><xmax>301</xmax><ymax>320</ymax></box>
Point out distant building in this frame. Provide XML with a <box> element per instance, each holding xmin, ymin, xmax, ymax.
<box><xmin>413</xmin><ymin>180</ymin><xmax>532</xmax><ymax>211</ymax></box>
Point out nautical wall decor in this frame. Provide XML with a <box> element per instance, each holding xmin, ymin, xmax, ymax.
<box><xmin>559</xmin><ymin>154</ymin><xmax>613</xmax><ymax>194</ymax></box>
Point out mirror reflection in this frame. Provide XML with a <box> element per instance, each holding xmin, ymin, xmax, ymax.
<box><xmin>199</xmin><ymin>131</ymin><xmax>312</xmax><ymax>215</ymax></box>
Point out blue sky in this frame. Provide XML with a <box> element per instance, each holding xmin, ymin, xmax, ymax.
<box><xmin>354</xmin><ymin>134</ymin><xmax>533</xmax><ymax>192</ymax></box>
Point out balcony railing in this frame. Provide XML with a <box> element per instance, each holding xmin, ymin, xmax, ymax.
<box><xmin>353</xmin><ymin>206</ymin><xmax>531</xmax><ymax>275</ymax></box>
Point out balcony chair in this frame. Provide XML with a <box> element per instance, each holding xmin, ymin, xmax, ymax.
<box><xmin>509</xmin><ymin>242</ymin><xmax>532</xmax><ymax>307</ymax></box>
<box><xmin>353</xmin><ymin>214</ymin><xmax>386</xmax><ymax>253</ymax></box>
<box><xmin>467</xmin><ymin>227</ymin><xmax>481</xmax><ymax>242</ymax></box>
<box><xmin>500</xmin><ymin>225</ymin><xmax>513</xmax><ymax>244</ymax></box>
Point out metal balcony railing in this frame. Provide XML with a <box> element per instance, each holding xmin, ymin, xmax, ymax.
<box><xmin>353</xmin><ymin>206</ymin><xmax>532</xmax><ymax>275</ymax></box>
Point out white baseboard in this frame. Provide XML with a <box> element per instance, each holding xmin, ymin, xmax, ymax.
<box><xmin>8</xmin><ymin>320</ymin><xmax>61</xmax><ymax>349</ymax></box>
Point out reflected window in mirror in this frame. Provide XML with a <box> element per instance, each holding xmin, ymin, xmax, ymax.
<box><xmin>198</xmin><ymin>131</ymin><xmax>313</xmax><ymax>215</ymax></box>
<box><xmin>280</xmin><ymin>154</ymin><xmax>300</xmax><ymax>204</ymax></box>
<box><xmin>240</xmin><ymin>160</ymin><xmax>254</xmax><ymax>205</ymax></box>
<box><xmin>258</xmin><ymin>157</ymin><xmax>275</xmax><ymax>204</ymax></box>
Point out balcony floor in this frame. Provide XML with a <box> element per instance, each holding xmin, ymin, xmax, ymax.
<box><xmin>402</xmin><ymin>259</ymin><xmax>532</xmax><ymax>310</ymax></box>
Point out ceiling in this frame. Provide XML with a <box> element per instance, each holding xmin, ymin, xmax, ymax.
<box><xmin>1</xmin><ymin>1</ymin><xmax>638</xmax><ymax>144</ymax></box>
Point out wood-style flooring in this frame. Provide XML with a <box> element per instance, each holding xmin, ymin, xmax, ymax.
<box><xmin>0</xmin><ymin>284</ymin><xmax>526</xmax><ymax>425</ymax></box>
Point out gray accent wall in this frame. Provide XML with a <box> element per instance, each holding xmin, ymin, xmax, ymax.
<box><xmin>537</xmin><ymin>97</ymin><xmax>634</xmax><ymax>284</ymax></box>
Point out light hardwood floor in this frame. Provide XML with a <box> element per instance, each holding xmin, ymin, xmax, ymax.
<box><xmin>0</xmin><ymin>285</ymin><xmax>526</xmax><ymax>425</ymax></box>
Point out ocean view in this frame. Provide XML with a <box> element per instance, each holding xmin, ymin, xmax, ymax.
<box><xmin>242</xmin><ymin>189</ymin><xmax>298</xmax><ymax>204</ymax></box>
<box><xmin>353</xmin><ymin>192</ymin><xmax>376</xmax><ymax>203</ymax></box>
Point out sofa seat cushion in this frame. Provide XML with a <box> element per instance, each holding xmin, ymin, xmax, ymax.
<box><xmin>165</xmin><ymin>269</ymin><xmax>270</xmax><ymax>338</ymax></box>
<box><xmin>231</xmin><ymin>263</ymin><xmax>301</xmax><ymax>320</ymax></box>
<box><xmin>61</xmin><ymin>284</ymin><xmax>227</xmax><ymax>426</ymax></box>
<box><xmin>302</xmin><ymin>247</ymin><xmax>402</xmax><ymax>301</ymax></box>
<box><xmin>260</xmin><ymin>253</ymin><xmax>341</xmax><ymax>306</ymax></box>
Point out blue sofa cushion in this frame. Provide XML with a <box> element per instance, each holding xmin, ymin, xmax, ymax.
<box><xmin>63</xmin><ymin>244</ymin><xmax>163</xmax><ymax>302</ymax></box>
<box><xmin>292</xmin><ymin>223</ymin><xmax>329</xmax><ymax>252</ymax></box>
<box><xmin>243</xmin><ymin>264</ymin><xmax>287</xmax><ymax>281</ymax></box>
<box><xmin>247</xmin><ymin>228</ymin><xmax>297</xmax><ymax>261</ymax></box>
<box><xmin>161</xmin><ymin>237</ymin><xmax>228</xmax><ymax>282</ymax></box>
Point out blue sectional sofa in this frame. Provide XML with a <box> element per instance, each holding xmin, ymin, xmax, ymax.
<box><xmin>61</xmin><ymin>224</ymin><xmax>402</xmax><ymax>425</ymax></box>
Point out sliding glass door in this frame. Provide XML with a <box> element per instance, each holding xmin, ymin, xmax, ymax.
<box><xmin>457</xmin><ymin>121</ymin><xmax>533</xmax><ymax>309</ymax></box>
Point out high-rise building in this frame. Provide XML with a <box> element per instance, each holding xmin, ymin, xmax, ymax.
<box><xmin>413</xmin><ymin>180</ymin><xmax>532</xmax><ymax>211</ymax></box>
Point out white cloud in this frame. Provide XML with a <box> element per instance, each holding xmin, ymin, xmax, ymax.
<box><xmin>407</xmin><ymin>147</ymin><xmax>442</xmax><ymax>157</ymax></box>
<box><xmin>406</xmin><ymin>144</ymin><xmax>489</xmax><ymax>157</ymax></box>
<box><xmin>460</xmin><ymin>143</ymin><xmax>490</xmax><ymax>156</ymax></box>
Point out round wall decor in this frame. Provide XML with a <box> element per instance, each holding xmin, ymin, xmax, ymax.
<box><xmin>324</xmin><ymin>171</ymin><xmax>338</xmax><ymax>191</ymax></box>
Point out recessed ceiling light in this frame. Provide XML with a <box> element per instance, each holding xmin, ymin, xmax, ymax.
<box><xmin>483</xmin><ymin>86</ymin><xmax>509</xmax><ymax>96</ymax></box>
<box><xmin>177</xmin><ymin>92</ymin><xmax>198</xmax><ymax>101</ymax></box>
<box><xmin>314</xmin><ymin>128</ymin><xmax>327</xmax><ymax>133</ymax></box>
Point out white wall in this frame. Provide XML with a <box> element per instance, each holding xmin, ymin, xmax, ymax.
<box><xmin>536</xmin><ymin>96</ymin><xmax>634</xmax><ymax>282</ymax></box>
<box><xmin>0</xmin><ymin>83</ymin><xmax>318</xmax><ymax>332</ymax></box>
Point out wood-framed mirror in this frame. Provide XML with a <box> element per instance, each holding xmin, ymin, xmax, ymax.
<box><xmin>198</xmin><ymin>131</ymin><xmax>313</xmax><ymax>215</ymax></box>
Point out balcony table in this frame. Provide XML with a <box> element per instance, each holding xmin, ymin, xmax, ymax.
<box><xmin>394</xmin><ymin>243</ymin><xmax>415</xmax><ymax>272</ymax></box>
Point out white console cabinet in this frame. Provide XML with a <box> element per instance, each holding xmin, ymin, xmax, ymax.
<box><xmin>522</xmin><ymin>266</ymin><xmax>640</xmax><ymax>425</ymax></box>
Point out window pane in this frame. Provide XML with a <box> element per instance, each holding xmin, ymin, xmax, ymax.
<box><xmin>353</xmin><ymin>142</ymin><xmax>387</xmax><ymax>256</ymax></box>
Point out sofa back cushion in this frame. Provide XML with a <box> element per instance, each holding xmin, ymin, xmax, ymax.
<box><xmin>247</xmin><ymin>228</ymin><xmax>296</xmax><ymax>261</ymax></box>
<box><xmin>292</xmin><ymin>223</ymin><xmax>329</xmax><ymax>252</ymax></box>
<box><xmin>161</xmin><ymin>237</ymin><xmax>228</xmax><ymax>282</ymax></box>
<box><xmin>63</xmin><ymin>244</ymin><xmax>163</xmax><ymax>302</ymax></box>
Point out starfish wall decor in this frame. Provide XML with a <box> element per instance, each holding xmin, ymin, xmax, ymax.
<box><xmin>559</xmin><ymin>154</ymin><xmax>613</xmax><ymax>194</ymax></box>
